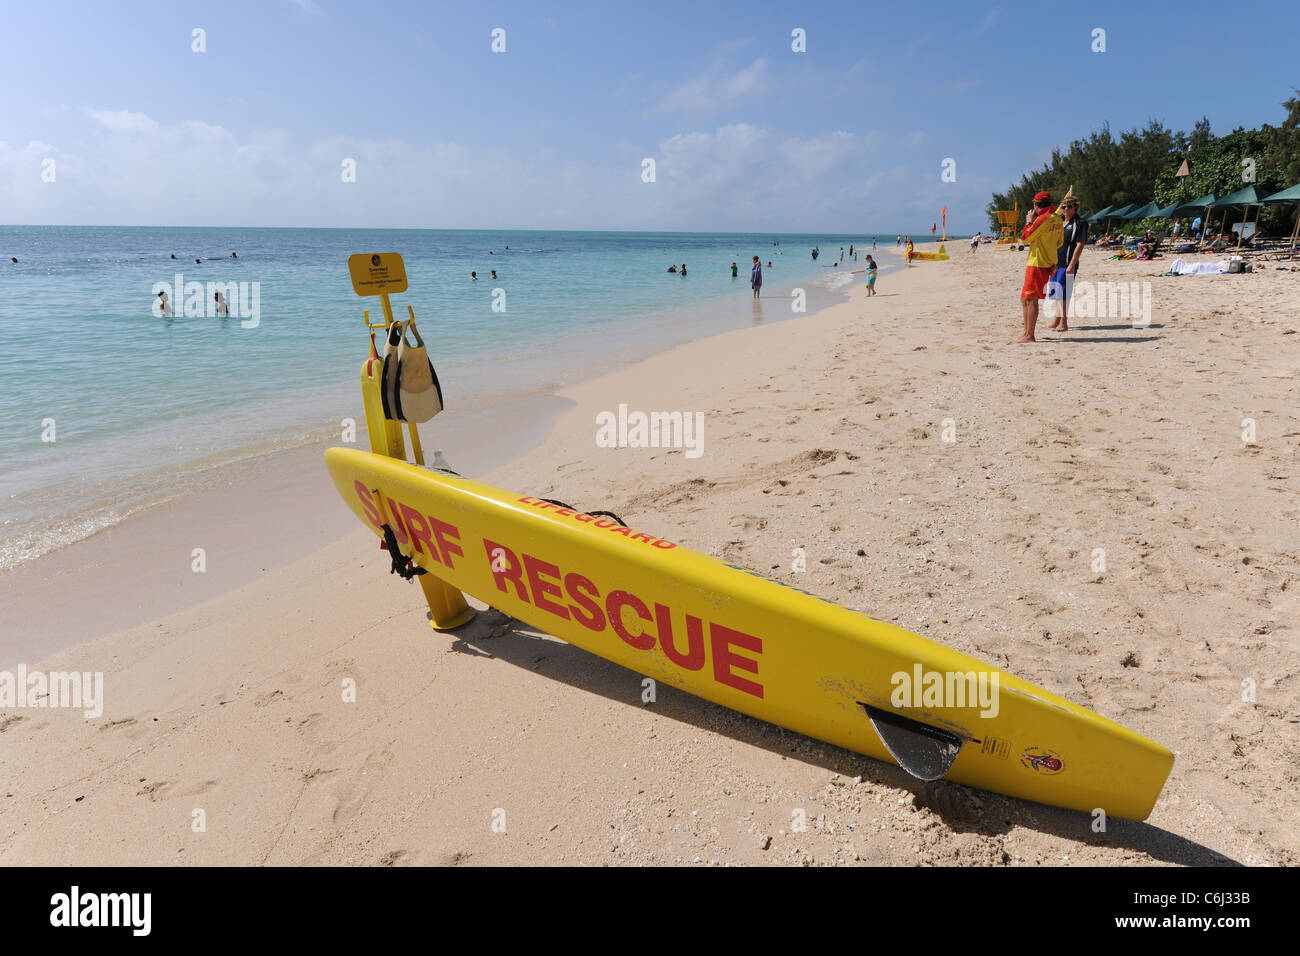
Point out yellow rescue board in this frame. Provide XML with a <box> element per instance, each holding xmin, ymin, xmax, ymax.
<box><xmin>325</xmin><ymin>446</ymin><xmax>1173</xmax><ymax>820</ymax></box>
<box><xmin>908</xmin><ymin>244</ymin><xmax>951</xmax><ymax>261</ymax></box>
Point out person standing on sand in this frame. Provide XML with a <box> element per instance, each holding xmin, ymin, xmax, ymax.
<box><xmin>1046</xmin><ymin>197</ymin><xmax>1086</xmax><ymax>333</ymax></box>
<box><xmin>1016</xmin><ymin>190</ymin><xmax>1064</xmax><ymax>343</ymax></box>
<box><xmin>750</xmin><ymin>256</ymin><xmax>762</xmax><ymax>298</ymax></box>
<box><xmin>864</xmin><ymin>255</ymin><xmax>878</xmax><ymax>296</ymax></box>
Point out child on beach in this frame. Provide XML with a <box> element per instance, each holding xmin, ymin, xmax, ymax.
<box><xmin>864</xmin><ymin>255</ymin><xmax>878</xmax><ymax>296</ymax></box>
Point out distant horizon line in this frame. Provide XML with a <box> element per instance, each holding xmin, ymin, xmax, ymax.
<box><xmin>0</xmin><ymin>223</ymin><xmax>973</xmax><ymax>237</ymax></box>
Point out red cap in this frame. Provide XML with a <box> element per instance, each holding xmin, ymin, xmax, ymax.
<box><xmin>1033</xmin><ymin>190</ymin><xmax>1052</xmax><ymax>203</ymax></box>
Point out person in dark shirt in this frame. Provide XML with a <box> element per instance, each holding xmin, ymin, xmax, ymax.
<box><xmin>750</xmin><ymin>256</ymin><xmax>762</xmax><ymax>298</ymax></box>
<box><xmin>1046</xmin><ymin>197</ymin><xmax>1087</xmax><ymax>333</ymax></box>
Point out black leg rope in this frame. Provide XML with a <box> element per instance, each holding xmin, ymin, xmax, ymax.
<box><xmin>537</xmin><ymin>498</ymin><xmax>627</xmax><ymax>527</ymax></box>
<box><xmin>380</xmin><ymin>523</ymin><xmax>427</xmax><ymax>579</ymax></box>
<box><xmin>378</xmin><ymin>497</ymin><xmax>624</xmax><ymax>582</ymax></box>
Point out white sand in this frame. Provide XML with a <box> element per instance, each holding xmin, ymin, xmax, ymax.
<box><xmin>3</xmin><ymin>243</ymin><xmax>1297</xmax><ymax>866</ymax></box>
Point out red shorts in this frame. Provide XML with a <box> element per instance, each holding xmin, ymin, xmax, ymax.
<box><xmin>1021</xmin><ymin>266</ymin><xmax>1053</xmax><ymax>299</ymax></box>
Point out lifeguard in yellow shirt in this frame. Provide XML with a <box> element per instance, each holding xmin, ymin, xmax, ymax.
<box><xmin>1016</xmin><ymin>190</ymin><xmax>1064</xmax><ymax>343</ymax></box>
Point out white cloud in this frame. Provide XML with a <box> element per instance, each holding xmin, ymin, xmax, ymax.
<box><xmin>976</xmin><ymin>8</ymin><xmax>1000</xmax><ymax>34</ymax></box>
<box><xmin>655</xmin><ymin>59</ymin><xmax>770</xmax><ymax>115</ymax></box>
<box><xmin>0</xmin><ymin>111</ymin><xmax>984</xmax><ymax>231</ymax></box>
<box><xmin>84</xmin><ymin>109</ymin><xmax>160</xmax><ymax>134</ymax></box>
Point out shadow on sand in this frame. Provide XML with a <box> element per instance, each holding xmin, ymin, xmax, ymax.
<box><xmin>437</xmin><ymin>606</ymin><xmax>1231</xmax><ymax>866</ymax></box>
<box><xmin>1045</xmin><ymin>335</ymin><xmax>1162</xmax><ymax>344</ymax></box>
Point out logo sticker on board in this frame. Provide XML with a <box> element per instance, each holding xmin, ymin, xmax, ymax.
<box><xmin>980</xmin><ymin>736</ymin><xmax>1010</xmax><ymax>760</ymax></box>
<box><xmin>1020</xmin><ymin>747</ymin><xmax>1064</xmax><ymax>775</ymax></box>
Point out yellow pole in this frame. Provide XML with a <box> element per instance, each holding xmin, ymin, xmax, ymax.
<box><xmin>419</xmin><ymin>574</ymin><xmax>476</xmax><ymax>630</ymax></box>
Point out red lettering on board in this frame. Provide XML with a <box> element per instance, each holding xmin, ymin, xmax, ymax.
<box><xmin>606</xmin><ymin>590</ymin><xmax>653</xmax><ymax>650</ymax></box>
<box><xmin>710</xmin><ymin>624</ymin><xmax>764</xmax><ymax>698</ymax></box>
<box><xmin>656</xmin><ymin>605</ymin><xmax>706</xmax><ymax>671</ymax></box>
<box><xmin>483</xmin><ymin>538</ymin><xmax>527</xmax><ymax>601</ymax></box>
<box><xmin>385</xmin><ymin>497</ymin><xmax>410</xmax><ymax>544</ymax></box>
<box><xmin>399</xmin><ymin>504</ymin><xmax>438</xmax><ymax>562</ymax></box>
<box><xmin>354</xmin><ymin>481</ymin><xmax>382</xmax><ymax>531</ymax></box>
<box><xmin>524</xmin><ymin>554</ymin><xmax>569</xmax><ymax>620</ymax></box>
<box><xmin>430</xmin><ymin>517</ymin><xmax>463</xmax><ymax>569</ymax></box>
<box><xmin>565</xmin><ymin>572</ymin><xmax>605</xmax><ymax>631</ymax></box>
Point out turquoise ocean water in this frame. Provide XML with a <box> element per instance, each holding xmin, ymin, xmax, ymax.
<box><xmin>0</xmin><ymin>227</ymin><xmax>900</xmax><ymax>569</ymax></box>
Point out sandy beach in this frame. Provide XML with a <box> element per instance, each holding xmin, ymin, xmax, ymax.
<box><xmin>3</xmin><ymin>242</ymin><xmax>1298</xmax><ymax>867</ymax></box>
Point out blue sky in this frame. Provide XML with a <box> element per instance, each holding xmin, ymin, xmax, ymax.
<box><xmin>3</xmin><ymin>0</ymin><xmax>1298</xmax><ymax>232</ymax></box>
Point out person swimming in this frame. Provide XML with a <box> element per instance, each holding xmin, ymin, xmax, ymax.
<box><xmin>731</xmin><ymin>261</ymin><xmax>738</xmax><ymax>277</ymax></box>
<box><xmin>157</xmin><ymin>290</ymin><xmax>171</xmax><ymax>317</ymax></box>
<box><xmin>668</xmin><ymin>264</ymin><xmax>677</xmax><ymax>273</ymax></box>
<box><xmin>680</xmin><ymin>263</ymin><xmax>687</xmax><ymax>276</ymax></box>
<box><xmin>471</xmin><ymin>271</ymin><xmax>478</xmax><ymax>280</ymax></box>
<box><xmin>170</xmin><ymin>253</ymin><xmax>177</xmax><ymax>259</ymax></box>
<box><xmin>490</xmin><ymin>269</ymin><xmax>497</xmax><ymax>279</ymax></box>
<box><xmin>230</xmin><ymin>252</ymin><xmax>237</xmax><ymax>258</ymax></box>
<box><xmin>214</xmin><ymin>290</ymin><xmax>228</xmax><ymax>316</ymax></box>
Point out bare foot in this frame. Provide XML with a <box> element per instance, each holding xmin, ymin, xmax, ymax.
<box><xmin>1013</xmin><ymin>334</ymin><xmax>1036</xmax><ymax>343</ymax></box>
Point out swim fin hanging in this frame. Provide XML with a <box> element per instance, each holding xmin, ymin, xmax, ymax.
<box><xmin>381</xmin><ymin>321</ymin><xmax>404</xmax><ymax>421</ymax></box>
<box><xmin>395</xmin><ymin>318</ymin><xmax>444</xmax><ymax>423</ymax></box>
<box><xmin>380</xmin><ymin>318</ymin><xmax>445</xmax><ymax>424</ymax></box>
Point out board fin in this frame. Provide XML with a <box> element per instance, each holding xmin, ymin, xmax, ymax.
<box><xmin>861</xmin><ymin>704</ymin><xmax>963</xmax><ymax>781</ymax></box>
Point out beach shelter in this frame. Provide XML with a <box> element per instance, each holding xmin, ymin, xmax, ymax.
<box><xmin>1259</xmin><ymin>183</ymin><xmax>1300</xmax><ymax>249</ymax></box>
<box><xmin>1100</xmin><ymin>203</ymin><xmax>1136</xmax><ymax>233</ymax></box>
<box><xmin>1169</xmin><ymin>193</ymin><xmax>1216</xmax><ymax>233</ymax></box>
<box><xmin>1215</xmin><ymin>184</ymin><xmax>1273</xmax><ymax>248</ymax></box>
<box><xmin>1086</xmin><ymin>203</ymin><xmax>1117</xmax><ymax>223</ymax></box>
<box><xmin>1124</xmin><ymin>201</ymin><xmax>1162</xmax><ymax>222</ymax></box>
